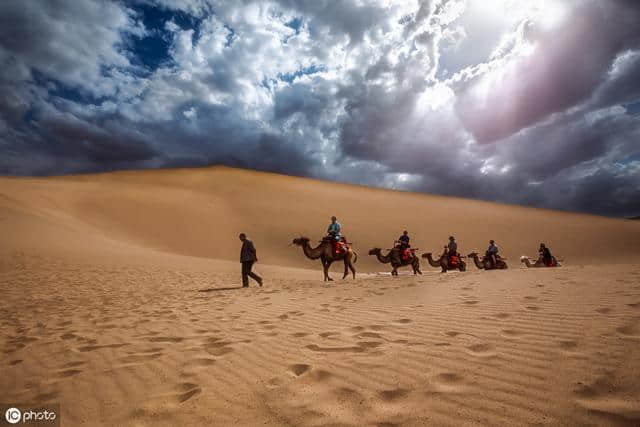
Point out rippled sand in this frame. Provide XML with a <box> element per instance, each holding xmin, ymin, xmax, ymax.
<box><xmin>1</xmin><ymin>167</ymin><xmax>639</xmax><ymax>426</ymax></box>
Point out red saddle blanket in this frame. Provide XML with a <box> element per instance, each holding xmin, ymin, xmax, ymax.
<box><xmin>449</xmin><ymin>255</ymin><xmax>459</xmax><ymax>267</ymax></box>
<box><xmin>334</xmin><ymin>242</ymin><xmax>347</xmax><ymax>255</ymax></box>
<box><xmin>402</xmin><ymin>248</ymin><xmax>413</xmax><ymax>261</ymax></box>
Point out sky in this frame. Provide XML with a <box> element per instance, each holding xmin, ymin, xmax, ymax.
<box><xmin>1</xmin><ymin>0</ymin><xmax>639</xmax><ymax>217</ymax></box>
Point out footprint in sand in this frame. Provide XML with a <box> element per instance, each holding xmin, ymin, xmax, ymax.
<box><xmin>558</xmin><ymin>340</ymin><xmax>579</xmax><ymax>350</ymax></box>
<box><xmin>288</xmin><ymin>363</ymin><xmax>311</xmax><ymax>376</ymax></box>
<box><xmin>463</xmin><ymin>300</ymin><xmax>479</xmax><ymax>306</ymax></box>
<box><xmin>57</xmin><ymin>368</ymin><xmax>82</xmax><ymax>378</ymax></box>
<box><xmin>627</xmin><ymin>302</ymin><xmax>640</xmax><ymax>309</ymax></box>
<box><xmin>306</xmin><ymin>344</ymin><xmax>365</xmax><ymax>353</ymax></box>
<box><xmin>175</xmin><ymin>382</ymin><xmax>202</xmax><ymax>403</ymax></box>
<box><xmin>430</xmin><ymin>372</ymin><xmax>465</xmax><ymax>393</ymax></box>
<box><xmin>595</xmin><ymin>307</ymin><xmax>612</xmax><ymax>314</ymax></box>
<box><xmin>377</xmin><ymin>388</ymin><xmax>410</xmax><ymax>402</ymax></box>
<box><xmin>355</xmin><ymin>332</ymin><xmax>384</xmax><ymax>339</ymax></box>
<box><xmin>501</xmin><ymin>329</ymin><xmax>523</xmax><ymax>338</ymax></box>
<box><xmin>149</xmin><ymin>336</ymin><xmax>183</xmax><ymax>343</ymax></box>
<box><xmin>318</xmin><ymin>331</ymin><xmax>340</xmax><ymax>338</ymax></box>
<box><xmin>204</xmin><ymin>341</ymin><xmax>234</xmax><ymax>356</ymax></box>
<box><xmin>291</xmin><ymin>332</ymin><xmax>309</xmax><ymax>338</ymax></box>
<box><xmin>573</xmin><ymin>375</ymin><xmax>640</xmax><ymax>422</ymax></box>
<box><xmin>494</xmin><ymin>312</ymin><xmax>511</xmax><ymax>319</ymax></box>
<box><xmin>393</xmin><ymin>319</ymin><xmax>413</xmax><ymax>324</ymax></box>
<box><xmin>119</xmin><ymin>353</ymin><xmax>163</xmax><ymax>363</ymax></box>
<box><xmin>524</xmin><ymin>296</ymin><xmax>538</xmax><ymax>300</ymax></box>
<box><xmin>77</xmin><ymin>343</ymin><xmax>128</xmax><ymax>352</ymax></box>
<box><xmin>525</xmin><ymin>306</ymin><xmax>541</xmax><ymax>311</ymax></box>
<box><xmin>62</xmin><ymin>361</ymin><xmax>85</xmax><ymax>368</ymax></box>
<box><xmin>445</xmin><ymin>331</ymin><xmax>460</xmax><ymax>337</ymax></box>
<box><xmin>9</xmin><ymin>359</ymin><xmax>23</xmax><ymax>365</ymax></box>
<box><xmin>466</xmin><ymin>343</ymin><xmax>495</xmax><ymax>357</ymax></box>
<box><xmin>266</xmin><ymin>377</ymin><xmax>283</xmax><ymax>389</ymax></box>
<box><xmin>436</xmin><ymin>372</ymin><xmax>462</xmax><ymax>385</ymax></box>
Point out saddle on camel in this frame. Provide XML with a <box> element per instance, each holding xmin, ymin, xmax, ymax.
<box><xmin>323</xmin><ymin>235</ymin><xmax>349</xmax><ymax>255</ymax></box>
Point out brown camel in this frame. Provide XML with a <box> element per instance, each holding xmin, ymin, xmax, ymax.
<box><xmin>421</xmin><ymin>251</ymin><xmax>466</xmax><ymax>273</ymax></box>
<box><xmin>520</xmin><ymin>255</ymin><xmax>561</xmax><ymax>268</ymax></box>
<box><xmin>292</xmin><ymin>237</ymin><xmax>357</xmax><ymax>281</ymax></box>
<box><xmin>368</xmin><ymin>248</ymin><xmax>422</xmax><ymax>276</ymax></box>
<box><xmin>468</xmin><ymin>252</ymin><xmax>508</xmax><ymax>270</ymax></box>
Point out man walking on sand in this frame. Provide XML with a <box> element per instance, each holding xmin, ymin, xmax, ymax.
<box><xmin>239</xmin><ymin>233</ymin><xmax>263</xmax><ymax>287</ymax></box>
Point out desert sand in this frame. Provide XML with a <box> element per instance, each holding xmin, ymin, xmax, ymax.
<box><xmin>1</xmin><ymin>166</ymin><xmax>639</xmax><ymax>426</ymax></box>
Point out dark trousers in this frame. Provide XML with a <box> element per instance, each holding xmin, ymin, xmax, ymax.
<box><xmin>241</xmin><ymin>261</ymin><xmax>262</xmax><ymax>287</ymax></box>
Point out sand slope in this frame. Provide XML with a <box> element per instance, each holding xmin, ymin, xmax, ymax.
<box><xmin>1</xmin><ymin>166</ymin><xmax>639</xmax><ymax>269</ymax></box>
<box><xmin>1</xmin><ymin>167</ymin><xmax>639</xmax><ymax>426</ymax></box>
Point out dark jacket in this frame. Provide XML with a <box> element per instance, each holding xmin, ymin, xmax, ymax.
<box><xmin>240</xmin><ymin>239</ymin><xmax>258</xmax><ymax>263</ymax></box>
<box><xmin>539</xmin><ymin>247</ymin><xmax>552</xmax><ymax>260</ymax></box>
<box><xmin>448</xmin><ymin>241</ymin><xmax>457</xmax><ymax>255</ymax></box>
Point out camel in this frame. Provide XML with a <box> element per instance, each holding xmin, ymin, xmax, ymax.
<box><xmin>292</xmin><ymin>237</ymin><xmax>357</xmax><ymax>281</ymax></box>
<box><xmin>520</xmin><ymin>255</ymin><xmax>561</xmax><ymax>268</ymax></box>
<box><xmin>368</xmin><ymin>248</ymin><xmax>422</xmax><ymax>276</ymax></box>
<box><xmin>421</xmin><ymin>251</ymin><xmax>466</xmax><ymax>273</ymax></box>
<box><xmin>467</xmin><ymin>252</ymin><xmax>508</xmax><ymax>270</ymax></box>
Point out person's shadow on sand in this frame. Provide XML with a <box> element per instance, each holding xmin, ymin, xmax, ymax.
<box><xmin>198</xmin><ymin>286</ymin><xmax>246</xmax><ymax>292</ymax></box>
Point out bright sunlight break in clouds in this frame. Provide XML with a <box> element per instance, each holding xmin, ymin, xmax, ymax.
<box><xmin>1</xmin><ymin>0</ymin><xmax>639</xmax><ymax>216</ymax></box>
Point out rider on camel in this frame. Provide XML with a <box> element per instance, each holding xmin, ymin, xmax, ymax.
<box><xmin>396</xmin><ymin>230</ymin><xmax>411</xmax><ymax>261</ymax></box>
<box><xmin>327</xmin><ymin>216</ymin><xmax>346</xmax><ymax>254</ymax></box>
<box><xmin>447</xmin><ymin>236</ymin><xmax>457</xmax><ymax>256</ymax></box>
<box><xmin>539</xmin><ymin>243</ymin><xmax>553</xmax><ymax>266</ymax></box>
<box><xmin>486</xmin><ymin>239</ymin><xmax>499</xmax><ymax>267</ymax></box>
<box><xmin>327</xmin><ymin>216</ymin><xmax>341</xmax><ymax>240</ymax></box>
<box><xmin>446</xmin><ymin>236</ymin><xmax>459</xmax><ymax>265</ymax></box>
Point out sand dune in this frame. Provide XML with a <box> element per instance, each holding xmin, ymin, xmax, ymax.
<box><xmin>1</xmin><ymin>167</ymin><xmax>639</xmax><ymax>426</ymax></box>
<box><xmin>1</xmin><ymin>166</ymin><xmax>639</xmax><ymax>268</ymax></box>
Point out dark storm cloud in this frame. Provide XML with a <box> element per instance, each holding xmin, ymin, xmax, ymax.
<box><xmin>455</xmin><ymin>0</ymin><xmax>640</xmax><ymax>144</ymax></box>
<box><xmin>0</xmin><ymin>0</ymin><xmax>639</xmax><ymax>217</ymax></box>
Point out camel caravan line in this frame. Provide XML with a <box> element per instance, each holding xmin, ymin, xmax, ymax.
<box><xmin>292</xmin><ymin>235</ymin><xmax>561</xmax><ymax>281</ymax></box>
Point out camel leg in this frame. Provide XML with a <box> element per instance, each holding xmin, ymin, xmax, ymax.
<box><xmin>325</xmin><ymin>260</ymin><xmax>333</xmax><ymax>281</ymax></box>
<box><xmin>342</xmin><ymin>258</ymin><xmax>349</xmax><ymax>279</ymax></box>
<box><xmin>349</xmin><ymin>261</ymin><xmax>356</xmax><ymax>279</ymax></box>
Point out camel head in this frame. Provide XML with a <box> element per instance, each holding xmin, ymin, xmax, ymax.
<box><xmin>292</xmin><ymin>237</ymin><xmax>310</xmax><ymax>246</ymax></box>
<box><xmin>368</xmin><ymin>248</ymin><xmax>381</xmax><ymax>255</ymax></box>
<box><xmin>421</xmin><ymin>252</ymin><xmax>432</xmax><ymax>259</ymax></box>
<box><xmin>467</xmin><ymin>252</ymin><xmax>479</xmax><ymax>258</ymax></box>
<box><xmin>520</xmin><ymin>256</ymin><xmax>529</xmax><ymax>262</ymax></box>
